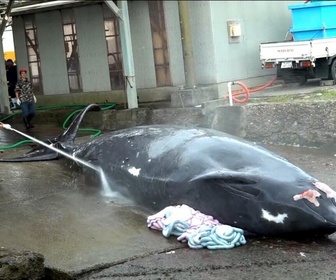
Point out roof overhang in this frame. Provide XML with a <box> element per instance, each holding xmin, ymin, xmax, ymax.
<box><xmin>0</xmin><ymin>0</ymin><xmax>103</xmax><ymax>17</ymax></box>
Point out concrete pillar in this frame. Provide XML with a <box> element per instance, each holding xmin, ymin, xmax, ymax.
<box><xmin>0</xmin><ymin>0</ymin><xmax>14</xmax><ymax>114</ymax></box>
<box><xmin>0</xmin><ymin>39</ymin><xmax>10</xmax><ymax>114</ymax></box>
<box><xmin>118</xmin><ymin>0</ymin><xmax>138</xmax><ymax>109</ymax></box>
<box><xmin>106</xmin><ymin>0</ymin><xmax>138</xmax><ymax>109</ymax></box>
<box><xmin>178</xmin><ymin>0</ymin><xmax>196</xmax><ymax>89</ymax></box>
<box><xmin>211</xmin><ymin>105</ymin><xmax>247</xmax><ymax>138</ymax></box>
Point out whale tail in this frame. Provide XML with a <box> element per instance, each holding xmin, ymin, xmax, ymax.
<box><xmin>0</xmin><ymin>104</ymin><xmax>101</xmax><ymax>162</ymax></box>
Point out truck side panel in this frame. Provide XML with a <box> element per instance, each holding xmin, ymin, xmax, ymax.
<box><xmin>260</xmin><ymin>41</ymin><xmax>311</xmax><ymax>62</ymax></box>
<box><xmin>311</xmin><ymin>38</ymin><xmax>336</xmax><ymax>59</ymax></box>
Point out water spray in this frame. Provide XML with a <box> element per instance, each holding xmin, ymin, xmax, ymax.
<box><xmin>0</xmin><ymin>122</ymin><xmax>116</xmax><ymax>198</ymax></box>
<box><xmin>1</xmin><ymin>123</ymin><xmax>99</xmax><ymax>171</ymax></box>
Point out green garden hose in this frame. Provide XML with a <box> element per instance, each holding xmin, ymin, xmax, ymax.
<box><xmin>0</xmin><ymin>103</ymin><xmax>116</xmax><ymax>150</ymax></box>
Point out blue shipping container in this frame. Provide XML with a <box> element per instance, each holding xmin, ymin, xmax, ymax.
<box><xmin>289</xmin><ymin>1</ymin><xmax>336</xmax><ymax>41</ymax></box>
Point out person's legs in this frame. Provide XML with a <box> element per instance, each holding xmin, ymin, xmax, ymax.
<box><xmin>8</xmin><ymin>86</ymin><xmax>16</xmax><ymax>109</ymax></box>
<box><xmin>26</xmin><ymin>102</ymin><xmax>36</xmax><ymax>128</ymax></box>
<box><xmin>11</xmin><ymin>98</ymin><xmax>17</xmax><ymax>108</ymax></box>
<box><xmin>20</xmin><ymin>102</ymin><xmax>30</xmax><ymax>130</ymax></box>
<box><xmin>9</xmin><ymin>97</ymin><xmax>13</xmax><ymax>108</ymax></box>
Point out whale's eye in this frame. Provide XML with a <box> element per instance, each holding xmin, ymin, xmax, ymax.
<box><xmin>222</xmin><ymin>177</ymin><xmax>257</xmax><ymax>185</ymax></box>
<box><xmin>189</xmin><ymin>170</ymin><xmax>261</xmax><ymax>199</ymax></box>
<box><xmin>212</xmin><ymin>177</ymin><xmax>261</xmax><ymax>200</ymax></box>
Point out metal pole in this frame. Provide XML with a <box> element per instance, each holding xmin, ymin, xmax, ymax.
<box><xmin>178</xmin><ymin>0</ymin><xmax>196</xmax><ymax>89</ymax></box>
<box><xmin>0</xmin><ymin>0</ymin><xmax>15</xmax><ymax>36</ymax></box>
<box><xmin>105</xmin><ymin>0</ymin><xmax>122</xmax><ymax>20</ymax></box>
<box><xmin>117</xmin><ymin>0</ymin><xmax>138</xmax><ymax>109</ymax></box>
<box><xmin>227</xmin><ymin>82</ymin><xmax>233</xmax><ymax>106</ymax></box>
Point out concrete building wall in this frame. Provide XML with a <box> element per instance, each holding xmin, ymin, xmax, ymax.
<box><xmin>189</xmin><ymin>2</ymin><xmax>217</xmax><ymax>85</ymax></box>
<box><xmin>211</xmin><ymin>1</ymin><xmax>293</xmax><ymax>83</ymax></box>
<box><xmin>188</xmin><ymin>1</ymin><xmax>293</xmax><ymax>85</ymax></box>
<box><xmin>163</xmin><ymin>1</ymin><xmax>185</xmax><ymax>87</ymax></box>
<box><xmin>11</xmin><ymin>0</ymin><xmax>294</xmax><ymax>102</ymax></box>
<box><xmin>12</xmin><ymin>16</ymin><xmax>29</xmax><ymax>77</ymax></box>
<box><xmin>74</xmin><ymin>5</ymin><xmax>111</xmax><ymax>92</ymax></box>
<box><xmin>35</xmin><ymin>11</ymin><xmax>69</xmax><ymax>95</ymax></box>
<box><xmin>128</xmin><ymin>1</ymin><xmax>156</xmax><ymax>89</ymax></box>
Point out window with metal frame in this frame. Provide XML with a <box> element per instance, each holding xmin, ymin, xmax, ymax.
<box><xmin>148</xmin><ymin>0</ymin><xmax>172</xmax><ymax>87</ymax></box>
<box><xmin>23</xmin><ymin>14</ymin><xmax>43</xmax><ymax>94</ymax></box>
<box><xmin>103</xmin><ymin>3</ymin><xmax>124</xmax><ymax>90</ymax></box>
<box><xmin>61</xmin><ymin>8</ymin><xmax>82</xmax><ymax>93</ymax></box>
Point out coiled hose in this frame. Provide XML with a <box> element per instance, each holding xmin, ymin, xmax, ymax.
<box><xmin>228</xmin><ymin>76</ymin><xmax>277</xmax><ymax>104</ymax></box>
<box><xmin>0</xmin><ymin>103</ymin><xmax>116</xmax><ymax>150</ymax></box>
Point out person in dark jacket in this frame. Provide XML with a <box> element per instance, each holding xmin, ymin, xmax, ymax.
<box><xmin>6</xmin><ymin>59</ymin><xmax>18</xmax><ymax>109</ymax></box>
<box><xmin>15</xmin><ymin>68</ymin><xmax>37</xmax><ymax>130</ymax></box>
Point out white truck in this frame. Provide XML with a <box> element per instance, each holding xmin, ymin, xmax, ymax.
<box><xmin>260</xmin><ymin>38</ymin><xmax>336</xmax><ymax>83</ymax></box>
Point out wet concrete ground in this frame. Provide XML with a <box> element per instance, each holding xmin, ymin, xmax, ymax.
<box><xmin>1</xmin><ymin>85</ymin><xmax>336</xmax><ymax>279</ymax></box>
<box><xmin>0</xmin><ymin>126</ymin><xmax>185</xmax><ymax>273</ymax></box>
<box><xmin>78</xmin><ymin>144</ymin><xmax>336</xmax><ymax>280</ymax></box>
<box><xmin>0</xmin><ymin>124</ymin><xmax>336</xmax><ymax>279</ymax></box>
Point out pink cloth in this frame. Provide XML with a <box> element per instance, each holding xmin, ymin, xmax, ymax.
<box><xmin>147</xmin><ymin>204</ymin><xmax>221</xmax><ymax>233</ymax></box>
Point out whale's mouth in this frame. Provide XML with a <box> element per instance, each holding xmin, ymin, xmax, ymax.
<box><xmin>303</xmin><ymin>199</ymin><xmax>336</xmax><ymax>227</ymax></box>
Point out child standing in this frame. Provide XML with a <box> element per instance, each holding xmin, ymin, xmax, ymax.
<box><xmin>15</xmin><ymin>68</ymin><xmax>37</xmax><ymax>130</ymax></box>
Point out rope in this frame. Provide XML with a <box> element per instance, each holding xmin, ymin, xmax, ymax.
<box><xmin>186</xmin><ymin>225</ymin><xmax>246</xmax><ymax>250</ymax></box>
<box><xmin>147</xmin><ymin>204</ymin><xmax>246</xmax><ymax>250</ymax></box>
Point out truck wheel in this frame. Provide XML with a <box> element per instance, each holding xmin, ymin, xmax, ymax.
<box><xmin>330</xmin><ymin>59</ymin><xmax>336</xmax><ymax>81</ymax></box>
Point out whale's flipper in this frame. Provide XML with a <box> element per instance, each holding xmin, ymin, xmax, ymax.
<box><xmin>0</xmin><ymin>104</ymin><xmax>101</xmax><ymax>162</ymax></box>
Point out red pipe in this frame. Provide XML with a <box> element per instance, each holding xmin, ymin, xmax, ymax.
<box><xmin>231</xmin><ymin>81</ymin><xmax>250</xmax><ymax>104</ymax></box>
<box><xmin>227</xmin><ymin>76</ymin><xmax>277</xmax><ymax>104</ymax></box>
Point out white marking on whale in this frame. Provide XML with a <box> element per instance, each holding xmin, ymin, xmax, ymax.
<box><xmin>128</xmin><ymin>167</ymin><xmax>141</xmax><ymax>177</ymax></box>
<box><xmin>261</xmin><ymin>209</ymin><xmax>288</xmax><ymax>224</ymax></box>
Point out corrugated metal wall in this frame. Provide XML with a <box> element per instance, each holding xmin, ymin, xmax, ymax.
<box><xmin>74</xmin><ymin>5</ymin><xmax>111</xmax><ymax>92</ymax></box>
<box><xmin>36</xmin><ymin>11</ymin><xmax>69</xmax><ymax>95</ymax></box>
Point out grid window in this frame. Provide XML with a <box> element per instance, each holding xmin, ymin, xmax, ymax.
<box><xmin>23</xmin><ymin>14</ymin><xmax>43</xmax><ymax>94</ymax></box>
<box><xmin>61</xmin><ymin>8</ymin><xmax>82</xmax><ymax>93</ymax></box>
<box><xmin>103</xmin><ymin>3</ymin><xmax>124</xmax><ymax>90</ymax></box>
<box><xmin>148</xmin><ymin>1</ymin><xmax>171</xmax><ymax>87</ymax></box>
